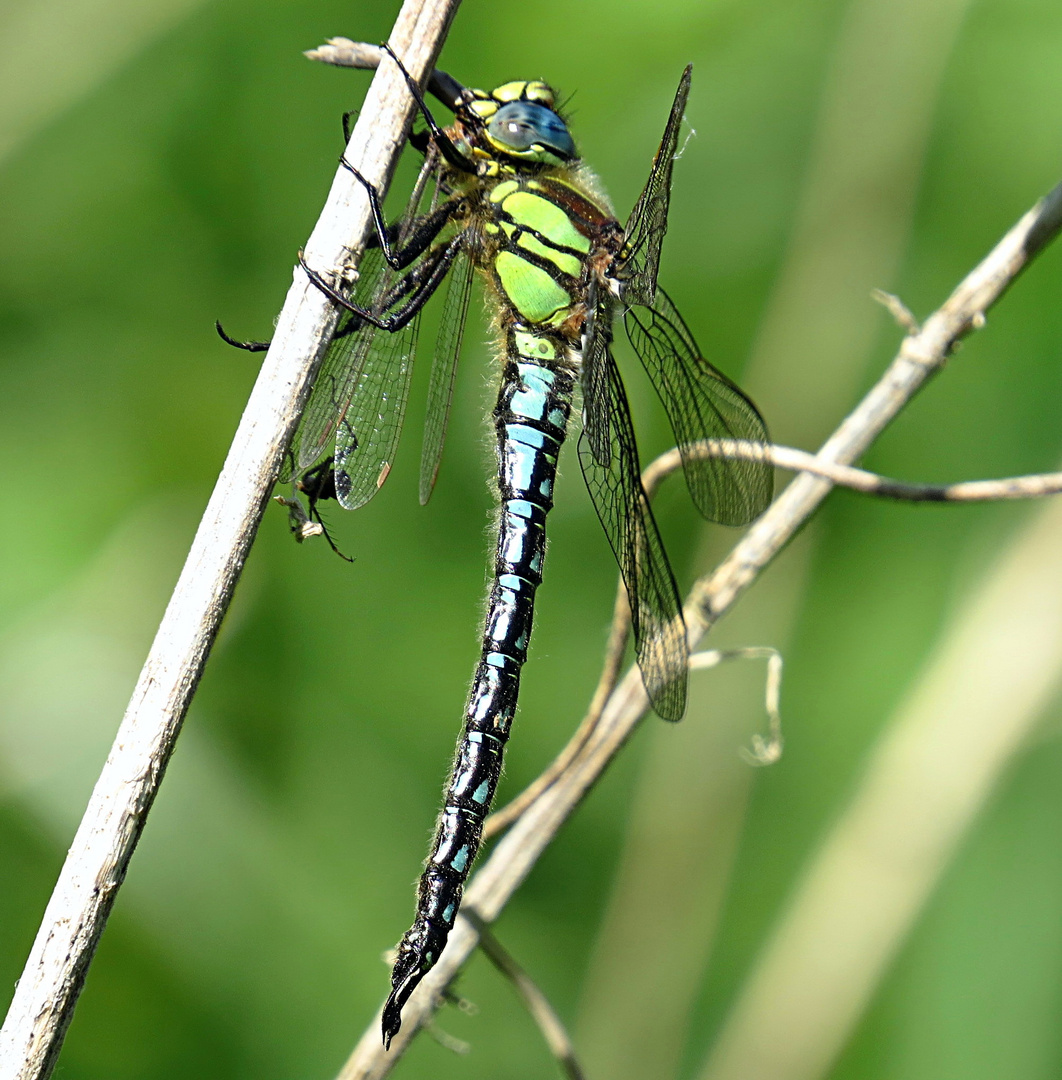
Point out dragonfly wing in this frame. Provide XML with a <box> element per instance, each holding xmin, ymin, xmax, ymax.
<box><xmin>286</xmin><ymin>249</ymin><xmax>385</xmax><ymax>483</ymax></box>
<box><xmin>621</xmin><ymin>65</ymin><xmax>691</xmax><ymax>308</ymax></box>
<box><xmin>581</xmin><ymin>294</ymin><xmax>613</xmax><ymax>467</ymax></box>
<box><xmin>625</xmin><ymin>288</ymin><xmax>771</xmax><ymax>525</ymax></box>
<box><xmin>329</xmin><ymin>260</ymin><xmax>424</xmax><ymax>510</ymax></box>
<box><xmin>290</xmin><ymin>152</ymin><xmax>445</xmax><ymax>503</ymax></box>
<box><xmin>579</xmin><ymin>309</ymin><xmax>688</xmax><ymax>722</ymax></box>
<box><xmin>419</xmin><ymin>245</ymin><xmax>474</xmax><ymax>505</ymax></box>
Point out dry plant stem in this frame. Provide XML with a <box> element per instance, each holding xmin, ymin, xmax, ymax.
<box><xmin>691</xmin><ymin>176</ymin><xmax>1062</xmax><ymax>630</ymax></box>
<box><xmin>648</xmin><ymin>440</ymin><xmax>1062</xmax><ymax>503</ymax></box>
<box><xmin>337</xmin><ymin>177</ymin><xmax>1062</xmax><ymax>1080</ymax></box>
<box><xmin>870</xmin><ymin>288</ymin><xmax>920</xmax><ymax>335</ymax></box>
<box><xmin>305</xmin><ymin>37</ymin><xmax>465</xmax><ymax>110</ymax></box>
<box><xmin>688</xmin><ymin>647</ymin><xmax>785</xmax><ymax>766</ymax></box>
<box><xmin>471</xmin><ymin>921</ymin><xmax>587</xmax><ymax>1080</ymax></box>
<box><xmin>0</xmin><ymin>6</ymin><xmax>461</xmax><ymax>1080</ymax></box>
<box><xmin>306</xmin><ymin>37</ymin><xmax>389</xmax><ymax>68</ymax></box>
<box><xmin>484</xmin><ymin>431</ymin><xmax>1061</xmax><ymax>837</ymax></box>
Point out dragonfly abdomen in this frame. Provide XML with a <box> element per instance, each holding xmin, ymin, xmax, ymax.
<box><xmin>382</xmin><ymin>326</ymin><xmax>576</xmax><ymax>1045</ymax></box>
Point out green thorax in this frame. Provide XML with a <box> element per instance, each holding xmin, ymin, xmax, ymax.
<box><xmin>480</xmin><ymin>173</ymin><xmax>614</xmax><ymax>327</ymax></box>
<box><xmin>441</xmin><ymin>79</ymin><xmax>620</xmax><ymax>331</ymax></box>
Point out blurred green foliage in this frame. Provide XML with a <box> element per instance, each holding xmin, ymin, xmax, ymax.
<box><xmin>3</xmin><ymin>1</ymin><xmax>1062</xmax><ymax>1078</ymax></box>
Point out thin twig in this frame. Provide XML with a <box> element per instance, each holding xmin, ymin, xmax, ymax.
<box><xmin>335</xmin><ymin>177</ymin><xmax>1062</xmax><ymax>1079</ymax></box>
<box><xmin>471</xmin><ymin>920</ymin><xmax>587</xmax><ymax>1080</ymax></box>
<box><xmin>0</xmin><ymin>6</ymin><xmax>461</xmax><ymax>1080</ymax></box>
<box><xmin>305</xmin><ymin>37</ymin><xmax>466</xmax><ymax>110</ymax></box>
<box><xmin>690</xmin><ymin>176</ymin><xmax>1062</xmax><ymax>632</ymax></box>
<box><xmin>645</xmin><ymin>440</ymin><xmax>1062</xmax><ymax>503</ymax></box>
<box><xmin>486</xmin><ymin>430</ymin><xmax>1057</xmax><ymax>837</ymax></box>
<box><xmin>688</xmin><ymin>647</ymin><xmax>785</xmax><ymax>766</ymax></box>
<box><xmin>871</xmin><ymin>288</ymin><xmax>921</xmax><ymax>334</ymax></box>
<box><xmin>423</xmin><ymin>1023</ymin><xmax>470</xmax><ymax>1056</ymax></box>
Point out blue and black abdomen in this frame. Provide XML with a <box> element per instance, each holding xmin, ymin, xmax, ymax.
<box><xmin>382</xmin><ymin>328</ymin><xmax>576</xmax><ymax>1042</ymax></box>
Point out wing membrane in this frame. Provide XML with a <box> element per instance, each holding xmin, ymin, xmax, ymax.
<box><xmin>581</xmin><ymin>293</ymin><xmax>613</xmax><ymax>466</ymax></box>
<box><xmin>621</xmin><ymin>65</ymin><xmax>691</xmax><ymax>307</ymax></box>
<box><xmin>329</xmin><ymin>260</ymin><xmax>424</xmax><ymax>509</ymax></box>
<box><xmin>419</xmin><ymin>246</ymin><xmax>474</xmax><ymax>505</ymax></box>
<box><xmin>289</xmin><ymin>154</ymin><xmax>446</xmax><ymax>507</ymax></box>
<box><xmin>625</xmin><ymin>288</ymin><xmax>772</xmax><ymax>526</ymax></box>
<box><xmin>283</xmin><ymin>249</ymin><xmax>383</xmax><ymax>484</ymax></box>
<box><xmin>579</xmin><ymin>311</ymin><xmax>688</xmax><ymax>721</ymax></box>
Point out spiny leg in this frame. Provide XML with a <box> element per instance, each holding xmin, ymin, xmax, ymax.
<box><xmin>379</xmin><ymin>42</ymin><xmax>476</xmax><ymax>173</ymax></box>
<box><xmin>299</xmin><ymin>234</ymin><xmax>462</xmax><ymax>332</ymax></box>
<box><xmin>339</xmin><ymin>160</ymin><xmax>463</xmax><ymax>270</ymax></box>
<box><xmin>215</xmin><ymin>321</ymin><xmax>270</xmax><ymax>353</ymax></box>
<box><xmin>324</xmin><ymin>41</ymin><xmax>466</xmax><ymax>179</ymax></box>
<box><xmin>338</xmin><ymin>104</ymin><xmax>459</xmax><ymax>271</ymax></box>
<box><xmin>296</xmin><ymin>459</ymin><xmax>355</xmax><ymax>562</ymax></box>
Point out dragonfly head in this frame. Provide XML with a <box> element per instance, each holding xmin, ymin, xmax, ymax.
<box><xmin>461</xmin><ymin>81</ymin><xmax>576</xmax><ymax>167</ymax></box>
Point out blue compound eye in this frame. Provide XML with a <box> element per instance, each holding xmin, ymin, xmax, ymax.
<box><xmin>487</xmin><ymin>102</ymin><xmax>576</xmax><ymax>160</ymax></box>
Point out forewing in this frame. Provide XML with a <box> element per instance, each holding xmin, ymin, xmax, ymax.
<box><xmin>624</xmin><ymin>288</ymin><xmax>772</xmax><ymax>526</ymax></box>
<box><xmin>329</xmin><ymin>259</ymin><xmax>425</xmax><ymax>510</ymax></box>
<box><xmin>419</xmin><ymin>246</ymin><xmax>474</xmax><ymax>505</ymax></box>
<box><xmin>621</xmin><ymin>65</ymin><xmax>691</xmax><ymax>308</ymax></box>
<box><xmin>579</xmin><ymin>332</ymin><xmax>688</xmax><ymax>722</ymax></box>
<box><xmin>292</xmin><ymin>155</ymin><xmax>442</xmax><ymax>508</ymax></box>
<box><xmin>285</xmin><ymin>249</ymin><xmax>384</xmax><ymax>483</ymax></box>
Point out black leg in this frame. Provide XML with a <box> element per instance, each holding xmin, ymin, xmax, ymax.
<box><xmin>381</xmin><ymin>42</ymin><xmax>477</xmax><ymax>174</ymax></box>
<box><xmin>339</xmin><ymin>159</ymin><xmax>461</xmax><ymax>270</ymax></box>
<box><xmin>299</xmin><ymin>235</ymin><xmax>461</xmax><ymax>332</ymax></box>
<box><xmin>332</xmin><ymin>314</ymin><xmax>365</xmax><ymax>340</ymax></box>
<box><xmin>409</xmin><ymin>128</ymin><xmax>430</xmax><ymax>155</ymax></box>
<box><xmin>215</xmin><ymin>321</ymin><xmax>270</xmax><ymax>353</ymax></box>
<box><xmin>296</xmin><ymin>459</ymin><xmax>355</xmax><ymax>562</ymax></box>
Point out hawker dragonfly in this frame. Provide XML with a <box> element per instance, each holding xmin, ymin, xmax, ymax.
<box><xmin>226</xmin><ymin>47</ymin><xmax>772</xmax><ymax>1045</ymax></box>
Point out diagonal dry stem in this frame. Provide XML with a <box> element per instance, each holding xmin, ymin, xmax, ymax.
<box><xmin>471</xmin><ymin>919</ymin><xmax>587</xmax><ymax>1080</ymax></box>
<box><xmin>486</xmin><ymin>432</ymin><xmax>1062</xmax><ymax>838</ymax></box>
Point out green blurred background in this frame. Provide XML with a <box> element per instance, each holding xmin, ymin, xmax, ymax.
<box><xmin>4</xmin><ymin>0</ymin><xmax>1062</xmax><ymax>1078</ymax></box>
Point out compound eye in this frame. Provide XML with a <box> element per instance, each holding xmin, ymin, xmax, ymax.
<box><xmin>496</xmin><ymin>116</ymin><xmax>535</xmax><ymax>150</ymax></box>
<box><xmin>487</xmin><ymin>102</ymin><xmax>575</xmax><ymax>160</ymax></box>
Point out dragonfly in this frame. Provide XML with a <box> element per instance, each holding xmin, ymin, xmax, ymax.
<box><xmin>230</xmin><ymin>46</ymin><xmax>772</xmax><ymax>1045</ymax></box>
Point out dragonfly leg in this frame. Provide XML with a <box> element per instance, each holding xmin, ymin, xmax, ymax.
<box><xmin>380</xmin><ymin>42</ymin><xmax>476</xmax><ymax>174</ymax></box>
<box><xmin>294</xmin><ymin>459</ymin><xmax>355</xmax><ymax>563</ymax></box>
<box><xmin>215</xmin><ymin>320</ymin><xmax>270</xmax><ymax>352</ymax></box>
<box><xmin>299</xmin><ymin>234</ymin><xmax>461</xmax><ymax>331</ymax></box>
<box><xmin>215</xmin><ymin>308</ymin><xmax>365</xmax><ymax>354</ymax></box>
<box><xmin>339</xmin><ymin>159</ymin><xmax>462</xmax><ymax>270</ymax></box>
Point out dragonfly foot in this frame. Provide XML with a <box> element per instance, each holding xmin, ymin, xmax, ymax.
<box><xmin>215</xmin><ymin>320</ymin><xmax>269</xmax><ymax>352</ymax></box>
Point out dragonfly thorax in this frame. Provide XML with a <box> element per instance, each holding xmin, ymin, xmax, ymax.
<box><xmin>479</xmin><ymin>173</ymin><xmax>616</xmax><ymax>330</ymax></box>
